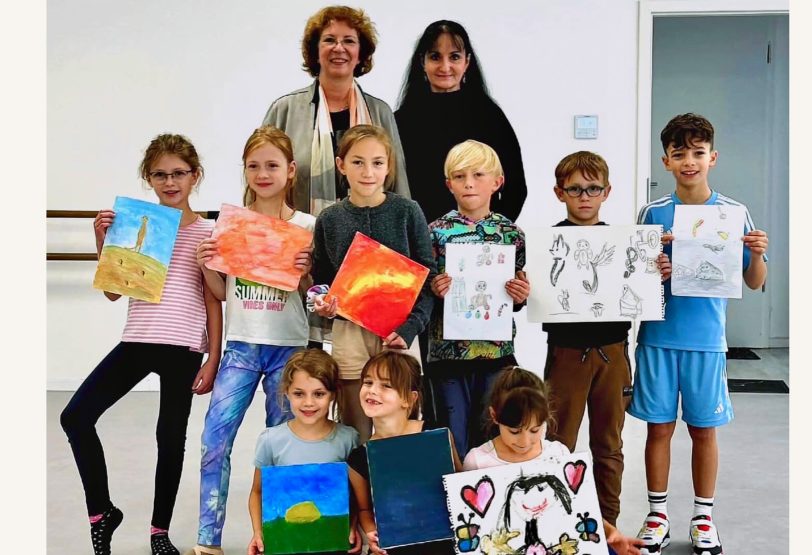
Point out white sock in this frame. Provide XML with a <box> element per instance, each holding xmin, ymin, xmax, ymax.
<box><xmin>647</xmin><ymin>490</ymin><xmax>668</xmax><ymax>517</ymax></box>
<box><xmin>693</xmin><ymin>495</ymin><xmax>714</xmax><ymax>518</ymax></box>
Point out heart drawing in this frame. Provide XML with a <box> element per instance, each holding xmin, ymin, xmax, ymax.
<box><xmin>461</xmin><ymin>476</ymin><xmax>495</xmax><ymax>517</ymax></box>
<box><xmin>564</xmin><ymin>460</ymin><xmax>587</xmax><ymax>494</ymax></box>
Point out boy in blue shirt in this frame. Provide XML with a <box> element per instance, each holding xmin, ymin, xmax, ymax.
<box><xmin>631</xmin><ymin>113</ymin><xmax>768</xmax><ymax>555</ymax></box>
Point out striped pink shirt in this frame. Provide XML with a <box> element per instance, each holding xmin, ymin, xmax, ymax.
<box><xmin>122</xmin><ymin>217</ymin><xmax>215</xmax><ymax>352</ymax></box>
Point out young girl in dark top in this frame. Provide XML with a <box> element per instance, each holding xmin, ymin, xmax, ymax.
<box><xmin>346</xmin><ymin>351</ymin><xmax>461</xmax><ymax>555</ymax></box>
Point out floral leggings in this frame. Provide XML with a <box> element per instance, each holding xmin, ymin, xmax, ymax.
<box><xmin>196</xmin><ymin>341</ymin><xmax>299</xmax><ymax>546</ymax></box>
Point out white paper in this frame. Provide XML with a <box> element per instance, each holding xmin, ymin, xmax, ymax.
<box><xmin>526</xmin><ymin>225</ymin><xmax>664</xmax><ymax>323</ymax></box>
<box><xmin>443</xmin><ymin>451</ymin><xmax>609</xmax><ymax>555</ymax></box>
<box><xmin>671</xmin><ymin>204</ymin><xmax>745</xmax><ymax>298</ymax></box>
<box><xmin>443</xmin><ymin>243</ymin><xmax>516</xmax><ymax>340</ymax></box>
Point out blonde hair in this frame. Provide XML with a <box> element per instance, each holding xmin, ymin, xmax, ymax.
<box><xmin>443</xmin><ymin>140</ymin><xmax>503</xmax><ymax>179</ymax></box>
<box><xmin>554</xmin><ymin>151</ymin><xmax>610</xmax><ymax>188</ymax></box>
<box><xmin>242</xmin><ymin>125</ymin><xmax>296</xmax><ymax>208</ymax></box>
<box><xmin>360</xmin><ymin>351</ymin><xmax>422</xmax><ymax>419</ymax></box>
<box><xmin>336</xmin><ymin>124</ymin><xmax>396</xmax><ymax>191</ymax></box>
<box><xmin>278</xmin><ymin>349</ymin><xmax>343</xmax><ymax>421</ymax></box>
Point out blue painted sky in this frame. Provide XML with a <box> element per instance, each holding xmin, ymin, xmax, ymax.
<box><xmin>105</xmin><ymin>196</ymin><xmax>182</xmax><ymax>266</ymax></box>
<box><xmin>262</xmin><ymin>463</ymin><xmax>349</xmax><ymax>521</ymax></box>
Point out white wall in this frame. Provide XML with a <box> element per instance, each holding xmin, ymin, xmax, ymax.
<box><xmin>47</xmin><ymin>0</ymin><xmax>640</xmax><ymax>388</ymax></box>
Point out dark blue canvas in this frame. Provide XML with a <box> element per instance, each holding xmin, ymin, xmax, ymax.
<box><xmin>367</xmin><ymin>428</ymin><xmax>455</xmax><ymax>549</ymax></box>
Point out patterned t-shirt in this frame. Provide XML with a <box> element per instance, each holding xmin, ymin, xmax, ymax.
<box><xmin>428</xmin><ymin>211</ymin><xmax>525</xmax><ymax>361</ymax></box>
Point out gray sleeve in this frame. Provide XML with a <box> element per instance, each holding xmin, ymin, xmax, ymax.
<box><xmin>375</xmin><ymin>102</ymin><xmax>411</xmax><ymax>200</ymax></box>
<box><xmin>262</xmin><ymin>98</ymin><xmax>284</xmax><ymax>127</ymax></box>
<box><xmin>395</xmin><ymin>202</ymin><xmax>436</xmax><ymax>345</ymax></box>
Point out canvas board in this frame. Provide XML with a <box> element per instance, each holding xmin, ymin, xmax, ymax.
<box><xmin>442</xmin><ymin>243</ymin><xmax>515</xmax><ymax>340</ymax></box>
<box><xmin>261</xmin><ymin>462</ymin><xmax>349</xmax><ymax>554</ymax></box>
<box><xmin>92</xmin><ymin>196</ymin><xmax>182</xmax><ymax>303</ymax></box>
<box><xmin>327</xmin><ymin>232</ymin><xmax>429</xmax><ymax>338</ymax></box>
<box><xmin>443</xmin><ymin>451</ymin><xmax>608</xmax><ymax>555</ymax></box>
<box><xmin>367</xmin><ymin>429</ymin><xmax>455</xmax><ymax>549</ymax></box>
<box><xmin>206</xmin><ymin>203</ymin><xmax>314</xmax><ymax>292</ymax></box>
<box><xmin>671</xmin><ymin>204</ymin><xmax>746</xmax><ymax>298</ymax></box>
<box><xmin>526</xmin><ymin>225</ymin><xmax>664</xmax><ymax>322</ymax></box>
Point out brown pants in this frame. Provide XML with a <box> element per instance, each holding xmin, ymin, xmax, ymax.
<box><xmin>544</xmin><ymin>341</ymin><xmax>632</xmax><ymax>525</ymax></box>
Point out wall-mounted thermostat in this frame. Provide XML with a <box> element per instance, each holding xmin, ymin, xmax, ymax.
<box><xmin>574</xmin><ymin>115</ymin><xmax>598</xmax><ymax>139</ymax></box>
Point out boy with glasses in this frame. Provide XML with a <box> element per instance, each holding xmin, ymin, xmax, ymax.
<box><xmin>543</xmin><ymin>151</ymin><xmax>663</xmax><ymax>548</ymax></box>
<box><xmin>631</xmin><ymin>113</ymin><xmax>768</xmax><ymax>555</ymax></box>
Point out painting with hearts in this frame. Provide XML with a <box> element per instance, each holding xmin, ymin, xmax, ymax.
<box><xmin>442</xmin><ymin>451</ymin><xmax>609</xmax><ymax>555</ymax></box>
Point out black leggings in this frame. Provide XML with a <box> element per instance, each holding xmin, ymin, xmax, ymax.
<box><xmin>60</xmin><ymin>342</ymin><xmax>202</xmax><ymax>528</ymax></box>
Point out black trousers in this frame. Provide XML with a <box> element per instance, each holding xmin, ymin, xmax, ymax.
<box><xmin>60</xmin><ymin>342</ymin><xmax>202</xmax><ymax>528</ymax></box>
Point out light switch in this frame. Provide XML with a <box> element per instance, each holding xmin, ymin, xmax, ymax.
<box><xmin>574</xmin><ymin>115</ymin><xmax>598</xmax><ymax>139</ymax></box>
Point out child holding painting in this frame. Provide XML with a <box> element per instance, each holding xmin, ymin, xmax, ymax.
<box><xmin>426</xmin><ymin>139</ymin><xmax>530</xmax><ymax>459</ymax></box>
<box><xmin>247</xmin><ymin>349</ymin><xmax>360</xmax><ymax>555</ymax></box>
<box><xmin>347</xmin><ymin>351</ymin><xmax>462</xmax><ymax>555</ymax></box>
<box><xmin>464</xmin><ymin>366</ymin><xmax>644</xmax><ymax>555</ymax></box>
<box><xmin>311</xmin><ymin>125</ymin><xmax>437</xmax><ymax>444</ymax></box>
<box><xmin>541</xmin><ymin>151</ymin><xmax>671</xmax><ymax>534</ymax></box>
<box><xmin>60</xmin><ymin>133</ymin><xmax>222</xmax><ymax>555</ymax></box>
<box><xmin>186</xmin><ymin>126</ymin><xmax>315</xmax><ymax>555</ymax></box>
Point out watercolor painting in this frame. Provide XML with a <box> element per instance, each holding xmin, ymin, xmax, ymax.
<box><xmin>261</xmin><ymin>462</ymin><xmax>349</xmax><ymax>554</ymax></box>
<box><xmin>326</xmin><ymin>232</ymin><xmax>430</xmax><ymax>338</ymax></box>
<box><xmin>367</xmin><ymin>429</ymin><xmax>455</xmax><ymax>549</ymax></box>
<box><xmin>526</xmin><ymin>225</ymin><xmax>664</xmax><ymax>323</ymax></box>
<box><xmin>92</xmin><ymin>196</ymin><xmax>182</xmax><ymax>303</ymax></box>
<box><xmin>443</xmin><ymin>451</ymin><xmax>608</xmax><ymax>555</ymax></box>
<box><xmin>206</xmin><ymin>204</ymin><xmax>314</xmax><ymax>291</ymax></box>
<box><xmin>671</xmin><ymin>204</ymin><xmax>746</xmax><ymax>298</ymax></box>
<box><xmin>443</xmin><ymin>243</ymin><xmax>515</xmax><ymax>340</ymax></box>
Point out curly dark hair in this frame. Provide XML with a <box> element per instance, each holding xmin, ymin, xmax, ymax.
<box><xmin>300</xmin><ymin>6</ymin><xmax>378</xmax><ymax>77</ymax></box>
<box><xmin>660</xmin><ymin>112</ymin><xmax>715</xmax><ymax>152</ymax></box>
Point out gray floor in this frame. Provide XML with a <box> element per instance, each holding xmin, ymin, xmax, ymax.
<box><xmin>47</xmin><ymin>348</ymin><xmax>788</xmax><ymax>554</ymax></box>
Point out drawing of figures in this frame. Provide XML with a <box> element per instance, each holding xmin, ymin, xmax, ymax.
<box><xmin>450</xmin><ymin>277</ymin><xmax>467</xmax><ymax>314</ymax></box>
<box><xmin>590</xmin><ymin>303</ymin><xmax>604</xmax><ymax>317</ymax></box>
<box><xmin>548</xmin><ymin>234</ymin><xmax>570</xmax><ymax>286</ymax></box>
<box><xmin>581</xmin><ymin>243</ymin><xmax>615</xmax><ymax>294</ymax></box>
<box><xmin>477</xmin><ymin>245</ymin><xmax>493</xmax><ymax>266</ymax></box>
<box><xmin>557</xmin><ymin>290</ymin><xmax>570</xmax><ymax>312</ymax></box>
<box><xmin>696</xmin><ymin>260</ymin><xmax>724</xmax><ymax>281</ymax></box>
<box><xmin>573</xmin><ymin>239</ymin><xmax>593</xmax><ymax>270</ymax></box>
<box><xmin>133</xmin><ymin>215</ymin><xmax>148</xmax><ymax>253</ymax></box>
<box><xmin>619</xmin><ymin>284</ymin><xmax>643</xmax><ymax>318</ymax></box>
<box><xmin>702</xmin><ymin>243</ymin><xmax>725</xmax><ymax>254</ymax></box>
<box><xmin>458</xmin><ymin>257</ymin><xmax>465</xmax><ymax>272</ymax></box>
<box><xmin>469</xmin><ymin>281</ymin><xmax>492</xmax><ymax>311</ymax></box>
<box><xmin>673</xmin><ymin>264</ymin><xmax>695</xmax><ymax>278</ymax></box>
<box><xmin>623</xmin><ymin>245</ymin><xmax>638</xmax><ymax>278</ymax></box>
<box><xmin>498</xmin><ymin>252</ymin><xmax>506</xmax><ymax>264</ymax></box>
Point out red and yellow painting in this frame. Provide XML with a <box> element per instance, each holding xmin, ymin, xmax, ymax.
<box><xmin>327</xmin><ymin>232</ymin><xmax>429</xmax><ymax>338</ymax></box>
<box><xmin>206</xmin><ymin>204</ymin><xmax>313</xmax><ymax>292</ymax></box>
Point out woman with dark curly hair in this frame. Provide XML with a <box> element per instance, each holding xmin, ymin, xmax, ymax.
<box><xmin>262</xmin><ymin>5</ymin><xmax>410</xmax><ymax>216</ymax></box>
<box><xmin>395</xmin><ymin>20</ymin><xmax>527</xmax><ymax>225</ymax></box>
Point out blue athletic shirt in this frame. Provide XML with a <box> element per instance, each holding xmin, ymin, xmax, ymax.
<box><xmin>637</xmin><ymin>191</ymin><xmax>759</xmax><ymax>352</ymax></box>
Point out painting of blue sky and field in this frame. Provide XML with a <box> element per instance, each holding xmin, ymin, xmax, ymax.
<box><xmin>92</xmin><ymin>196</ymin><xmax>182</xmax><ymax>302</ymax></box>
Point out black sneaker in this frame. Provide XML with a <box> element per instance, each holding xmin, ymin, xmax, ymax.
<box><xmin>90</xmin><ymin>506</ymin><xmax>123</xmax><ymax>555</ymax></box>
<box><xmin>151</xmin><ymin>532</ymin><xmax>181</xmax><ymax>555</ymax></box>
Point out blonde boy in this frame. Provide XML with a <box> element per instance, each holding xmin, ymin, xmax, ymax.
<box><xmin>426</xmin><ymin>140</ymin><xmax>530</xmax><ymax>458</ymax></box>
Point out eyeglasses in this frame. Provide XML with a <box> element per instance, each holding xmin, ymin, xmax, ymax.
<box><xmin>148</xmin><ymin>169</ymin><xmax>194</xmax><ymax>184</ymax></box>
<box><xmin>320</xmin><ymin>36</ymin><xmax>359</xmax><ymax>48</ymax></box>
<box><xmin>559</xmin><ymin>185</ymin><xmax>606</xmax><ymax>198</ymax></box>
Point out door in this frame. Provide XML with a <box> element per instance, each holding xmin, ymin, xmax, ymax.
<box><xmin>649</xmin><ymin>14</ymin><xmax>789</xmax><ymax>348</ymax></box>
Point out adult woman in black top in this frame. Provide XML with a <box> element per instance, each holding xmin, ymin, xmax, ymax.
<box><xmin>395</xmin><ymin>20</ymin><xmax>527</xmax><ymax>225</ymax></box>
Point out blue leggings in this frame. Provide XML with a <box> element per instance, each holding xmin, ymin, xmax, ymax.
<box><xmin>196</xmin><ymin>341</ymin><xmax>299</xmax><ymax>546</ymax></box>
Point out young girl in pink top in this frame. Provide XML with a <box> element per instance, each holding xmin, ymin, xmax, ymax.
<box><xmin>60</xmin><ymin>133</ymin><xmax>223</xmax><ymax>555</ymax></box>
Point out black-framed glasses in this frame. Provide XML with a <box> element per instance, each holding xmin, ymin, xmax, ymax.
<box><xmin>149</xmin><ymin>169</ymin><xmax>194</xmax><ymax>183</ymax></box>
<box><xmin>559</xmin><ymin>185</ymin><xmax>606</xmax><ymax>198</ymax></box>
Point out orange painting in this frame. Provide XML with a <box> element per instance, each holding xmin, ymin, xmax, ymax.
<box><xmin>327</xmin><ymin>232</ymin><xmax>430</xmax><ymax>338</ymax></box>
<box><xmin>206</xmin><ymin>204</ymin><xmax>314</xmax><ymax>292</ymax></box>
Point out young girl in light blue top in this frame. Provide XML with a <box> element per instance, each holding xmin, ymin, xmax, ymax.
<box><xmin>248</xmin><ymin>349</ymin><xmax>360</xmax><ymax>555</ymax></box>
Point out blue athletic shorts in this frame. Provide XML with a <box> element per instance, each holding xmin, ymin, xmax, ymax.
<box><xmin>628</xmin><ymin>344</ymin><xmax>733</xmax><ymax>427</ymax></box>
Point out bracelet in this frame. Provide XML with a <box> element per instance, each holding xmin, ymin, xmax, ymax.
<box><xmin>305</xmin><ymin>284</ymin><xmax>331</xmax><ymax>314</ymax></box>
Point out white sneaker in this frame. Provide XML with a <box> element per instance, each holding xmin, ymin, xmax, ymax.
<box><xmin>637</xmin><ymin>512</ymin><xmax>671</xmax><ymax>554</ymax></box>
<box><xmin>689</xmin><ymin>515</ymin><xmax>723</xmax><ymax>555</ymax></box>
